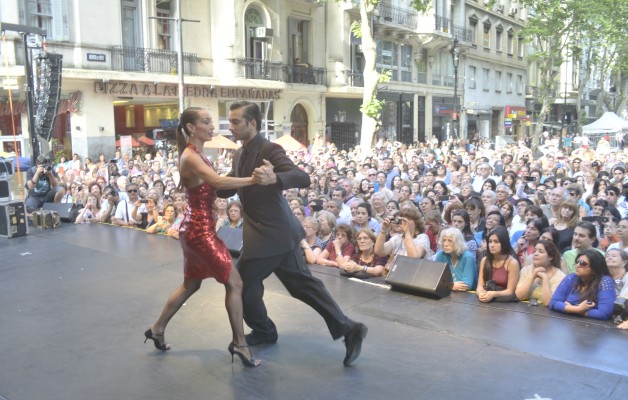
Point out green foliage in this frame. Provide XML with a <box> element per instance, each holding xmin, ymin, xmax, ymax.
<box><xmin>408</xmin><ymin>0</ymin><xmax>432</xmax><ymax>14</ymax></box>
<box><xmin>378</xmin><ymin>69</ymin><xmax>392</xmax><ymax>83</ymax></box>
<box><xmin>350</xmin><ymin>21</ymin><xmax>362</xmax><ymax>38</ymax></box>
<box><xmin>360</xmin><ymin>97</ymin><xmax>385</xmax><ymax>121</ymax></box>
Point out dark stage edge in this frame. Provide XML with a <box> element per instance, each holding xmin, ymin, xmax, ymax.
<box><xmin>1</xmin><ymin>224</ymin><xmax>627</xmax><ymax>400</ymax></box>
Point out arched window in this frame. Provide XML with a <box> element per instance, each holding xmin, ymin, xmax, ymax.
<box><xmin>245</xmin><ymin>7</ymin><xmax>267</xmax><ymax>60</ymax></box>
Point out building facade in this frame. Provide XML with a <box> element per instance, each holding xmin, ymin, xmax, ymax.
<box><xmin>0</xmin><ymin>0</ymin><xmax>531</xmax><ymax>161</ymax></box>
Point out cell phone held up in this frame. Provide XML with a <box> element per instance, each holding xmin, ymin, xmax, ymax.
<box><xmin>524</xmin><ymin>176</ymin><xmax>536</xmax><ymax>182</ymax></box>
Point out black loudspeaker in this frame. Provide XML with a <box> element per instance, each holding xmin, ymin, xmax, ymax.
<box><xmin>34</xmin><ymin>53</ymin><xmax>63</xmax><ymax>141</ymax></box>
<box><xmin>42</xmin><ymin>202</ymin><xmax>78</xmax><ymax>223</ymax></box>
<box><xmin>217</xmin><ymin>226</ymin><xmax>243</xmax><ymax>257</ymax></box>
<box><xmin>385</xmin><ymin>255</ymin><xmax>453</xmax><ymax>299</ymax></box>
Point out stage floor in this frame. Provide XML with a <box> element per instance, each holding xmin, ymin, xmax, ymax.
<box><xmin>1</xmin><ymin>223</ymin><xmax>627</xmax><ymax>400</ymax></box>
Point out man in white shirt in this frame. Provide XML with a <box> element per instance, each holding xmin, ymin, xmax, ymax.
<box><xmin>113</xmin><ymin>183</ymin><xmax>146</xmax><ymax>227</ymax></box>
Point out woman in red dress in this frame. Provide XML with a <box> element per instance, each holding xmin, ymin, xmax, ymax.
<box><xmin>144</xmin><ymin>107</ymin><xmax>260</xmax><ymax>367</ymax></box>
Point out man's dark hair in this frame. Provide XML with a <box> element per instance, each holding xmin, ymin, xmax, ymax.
<box><xmin>230</xmin><ymin>101</ymin><xmax>262</xmax><ymax>133</ymax></box>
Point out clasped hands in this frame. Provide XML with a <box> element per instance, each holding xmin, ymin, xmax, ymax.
<box><xmin>253</xmin><ymin>159</ymin><xmax>276</xmax><ymax>185</ymax></box>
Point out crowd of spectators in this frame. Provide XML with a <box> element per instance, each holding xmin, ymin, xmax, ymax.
<box><xmin>29</xmin><ymin>133</ymin><xmax>628</xmax><ymax>328</ymax></box>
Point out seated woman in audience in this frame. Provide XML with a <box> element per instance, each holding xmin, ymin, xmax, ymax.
<box><xmin>316</xmin><ymin>223</ymin><xmax>356</xmax><ymax>268</ymax></box>
<box><xmin>608</xmin><ymin>217</ymin><xmax>628</xmax><ymax>252</ymax></box>
<box><xmin>370</xmin><ymin>191</ymin><xmax>390</xmax><ymax>220</ymax></box>
<box><xmin>515</xmin><ymin>217</ymin><xmax>549</xmax><ymax>269</ymax></box>
<box><xmin>292</xmin><ymin>206</ymin><xmax>306</xmax><ymax>222</ymax></box>
<box><xmin>477</xmin><ymin>226</ymin><xmax>520</xmax><ymax>303</ymax></box>
<box><xmin>375</xmin><ymin>207</ymin><xmax>432</xmax><ymax>269</ymax></box>
<box><xmin>352</xmin><ymin>202</ymin><xmax>381</xmax><ymax>235</ymax></box>
<box><xmin>337</xmin><ymin>229</ymin><xmax>388</xmax><ymax>278</ymax></box>
<box><xmin>146</xmin><ymin>204</ymin><xmax>176</xmax><ymax>235</ymax></box>
<box><xmin>606</xmin><ymin>248</ymin><xmax>628</xmax><ymax>326</ymax></box>
<box><xmin>87</xmin><ymin>182</ymin><xmax>103</xmax><ymax>202</ymax></box>
<box><xmin>220</xmin><ymin>200</ymin><xmax>244</xmax><ymax>229</ymax></box>
<box><xmin>515</xmin><ymin>240</ymin><xmax>566</xmax><ymax>305</ymax></box>
<box><xmin>450</xmin><ymin>209</ymin><xmax>478</xmax><ymax>264</ymax></box>
<box><xmin>434</xmin><ymin>228</ymin><xmax>477</xmax><ymax>291</ymax></box>
<box><xmin>549</xmin><ymin>199</ymin><xmax>579</xmax><ymax>252</ymax></box>
<box><xmin>385</xmin><ymin>199</ymin><xmax>400</xmax><ymax>217</ymax></box>
<box><xmin>300</xmin><ymin>217</ymin><xmax>325</xmax><ymax>264</ymax></box>
<box><xmin>500</xmin><ymin>201</ymin><xmax>515</xmax><ymax>232</ymax></box>
<box><xmin>463</xmin><ymin>196</ymin><xmax>486</xmax><ymax>235</ymax></box>
<box><xmin>214</xmin><ymin>197</ymin><xmax>229</xmax><ymax>231</ymax></box>
<box><xmin>549</xmin><ymin>249</ymin><xmax>616</xmax><ymax>320</ymax></box>
<box><xmin>75</xmin><ymin>193</ymin><xmax>101</xmax><ymax>224</ymax></box>
<box><xmin>316</xmin><ymin>210</ymin><xmax>336</xmax><ymax>249</ymax></box>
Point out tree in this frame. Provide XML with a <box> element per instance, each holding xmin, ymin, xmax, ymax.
<box><xmin>520</xmin><ymin>0</ymin><xmax>628</xmax><ymax>149</ymax></box>
<box><xmin>330</xmin><ymin>0</ymin><xmax>431</xmax><ymax>152</ymax></box>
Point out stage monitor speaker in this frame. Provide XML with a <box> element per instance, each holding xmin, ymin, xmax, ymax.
<box><xmin>217</xmin><ymin>226</ymin><xmax>243</xmax><ymax>257</ymax></box>
<box><xmin>42</xmin><ymin>202</ymin><xmax>78</xmax><ymax>223</ymax></box>
<box><xmin>0</xmin><ymin>180</ymin><xmax>9</xmax><ymax>202</ymax></box>
<box><xmin>385</xmin><ymin>255</ymin><xmax>453</xmax><ymax>299</ymax></box>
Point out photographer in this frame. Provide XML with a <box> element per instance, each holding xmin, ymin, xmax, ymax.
<box><xmin>25</xmin><ymin>154</ymin><xmax>66</xmax><ymax>212</ymax></box>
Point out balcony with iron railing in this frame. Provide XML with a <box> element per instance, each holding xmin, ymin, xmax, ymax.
<box><xmin>345</xmin><ymin>70</ymin><xmax>364</xmax><ymax>87</ymax></box>
<box><xmin>235</xmin><ymin>59</ymin><xmax>326</xmax><ymax>85</ymax></box>
<box><xmin>235</xmin><ymin>58</ymin><xmax>284</xmax><ymax>81</ymax></box>
<box><xmin>377</xmin><ymin>3</ymin><xmax>418</xmax><ymax>31</ymax></box>
<box><xmin>434</xmin><ymin>15</ymin><xmax>472</xmax><ymax>42</ymax></box>
<box><xmin>111</xmin><ymin>46</ymin><xmax>200</xmax><ymax>75</ymax></box>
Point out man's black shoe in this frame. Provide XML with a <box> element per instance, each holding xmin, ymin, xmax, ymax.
<box><xmin>245</xmin><ymin>332</ymin><xmax>278</xmax><ymax>346</ymax></box>
<box><xmin>343</xmin><ymin>323</ymin><xmax>367</xmax><ymax>366</ymax></box>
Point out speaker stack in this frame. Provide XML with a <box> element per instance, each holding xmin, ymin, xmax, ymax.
<box><xmin>34</xmin><ymin>53</ymin><xmax>63</xmax><ymax>141</ymax></box>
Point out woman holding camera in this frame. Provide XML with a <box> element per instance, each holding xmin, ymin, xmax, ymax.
<box><xmin>374</xmin><ymin>207</ymin><xmax>432</xmax><ymax>270</ymax></box>
<box><xmin>549</xmin><ymin>249</ymin><xmax>616</xmax><ymax>320</ymax></box>
<box><xmin>477</xmin><ymin>226</ymin><xmax>520</xmax><ymax>303</ymax></box>
<box><xmin>75</xmin><ymin>193</ymin><xmax>101</xmax><ymax>224</ymax></box>
<box><xmin>515</xmin><ymin>240</ymin><xmax>565</xmax><ymax>305</ymax></box>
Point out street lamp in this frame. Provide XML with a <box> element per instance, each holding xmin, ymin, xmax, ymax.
<box><xmin>450</xmin><ymin>37</ymin><xmax>460</xmax><ymax>140</ymax></box>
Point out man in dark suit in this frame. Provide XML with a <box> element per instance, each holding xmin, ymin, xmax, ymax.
<box><xmin>217</xmin><ymin>101</ymin><xmax>367</xmax><ymax>366</ymax></box>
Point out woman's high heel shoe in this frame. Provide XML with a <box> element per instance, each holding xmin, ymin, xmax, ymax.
<box><xmin>228</xmin><ymin>342</ymin><xmax>261</xmax><ymax>367</ymax></box>
<box><xmin>144</xmin><ymin>328</ymin><xmax>170</xmax><ymax>351</ymax></box>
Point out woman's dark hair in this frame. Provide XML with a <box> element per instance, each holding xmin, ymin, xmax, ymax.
<box><xmin>433</xmin><ymin>180</ymin><xmax>449</xmax><ymax>195</ymax></box>
<box><xmin>524</xmin><ymin>205</ymin><xmax>545</xmax><ymax>222</ymax></box>
<box><xmin>592</xmin><ymin>179</ymin><xmax>609</xmax><ymax>195</ymax></box>
<box><xmin>451</xmin><ymin>209</ymin><xmax>474</xmax><ymax>241</ymax></box>
<box><xmin>486</xmin><ymin>210</ymin><xmax>507</xmax><ymax>227</ymax></box>
<box><xmin>386</xmin><ymin>199</ymin><xmax>400</xmax><ymax>210</ymax></box>
<box><xmin>541</xmin><ymin>226</ymin><xmax>560</xmax><ymax>244</ymax></box>
<box><xmin>359</xmin><ymin>178</ymin><xmax>370</xmax><ymax>195</ymax></box>
<box><xmin>603</xmin><ymin>206</ymin><xmax>622</xmax><ymax>221</ymax></box>
<box><xmin>575</xmin><ymin>249</ymin><xmax>611</xmax><ymax>304</ymax></box>
<box><xmin>335</xmin><ymin>223</ymin><xmax>357</xmax><ymax>247</ymax></box>
<box><xmin>482</xmin><ymin>178</ymin><xmax>497</xmax><ymax>191</ymax></box>
<box><xmin>527</xmin><ymin>217</ymin><xmax>550</xmax><ymax>243</ymax></box>
<box><xmin>176</xmin><ymin>107</ymin><xmax>204</xmax><ymax>158</ymax></box>
<box><xmin>483</xmin><ymin>226</ymin><xmax>518</xmax><ymax>282</ymax></box>
<box><xmin>463</xmin><ymin>195</ymin><xmax>486</xmax><ymax>218</ymax></box>
<box><xmin>536</xmin><ymin>240</ymin><xmax>562</xmax><ymax>271</ymax></box>
<box><xmin>502</xmin><ymin>171</ymin><xmax>518</xmax><ymax>192</ymax></box>
<box><xmin>356</xmin><ymin>202</ymin><xmax>373</xmax><ymax>218</ymax></box>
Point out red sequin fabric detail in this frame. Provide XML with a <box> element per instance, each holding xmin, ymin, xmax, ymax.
<box><xmin>178</xmin><ymin>144</ymin><xmax>232</xmax><ymax>283</ymax></box>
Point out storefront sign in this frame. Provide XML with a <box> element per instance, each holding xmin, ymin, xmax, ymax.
<box><xmin>94</xmin><ymin>81</ymin><xmax>282</xmax><ymax>100</ymax></box>
<box><xmin>0</xmin><ymin>91</ymin><xmax>81</xmax><ymax>116</ymax></box>
<box><xmin>504</xmin><ymin>106</ymin><xmax>527</xmax><ymax>120</ymax></box>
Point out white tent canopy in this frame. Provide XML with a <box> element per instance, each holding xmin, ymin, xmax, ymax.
<box><xmin>582</xmin><ymin>112</ymin><xmax>628</xmax><ymax>134</ymax></box>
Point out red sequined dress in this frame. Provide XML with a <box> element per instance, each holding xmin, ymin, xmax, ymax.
<box><xmin>178</xmin><ymin>144</ymin><xmax>232</xmax><ymax>283</ymax></box>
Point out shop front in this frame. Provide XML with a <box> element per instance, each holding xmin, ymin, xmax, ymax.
<box><xmin>504</xmin><ymin>105</ymin><xmax>528</xmax><ymax>141</ymax></box>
